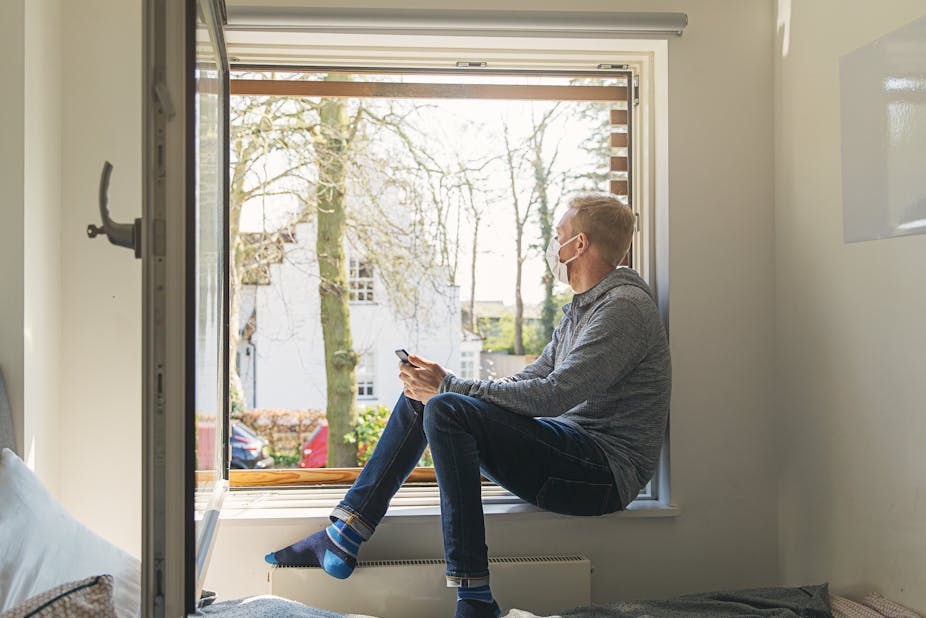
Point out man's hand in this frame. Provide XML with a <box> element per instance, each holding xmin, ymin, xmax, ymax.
<box><xmin>398</xmin><ymin>354</ymin><xmax>449</xmax><ymax>404</ymax></box>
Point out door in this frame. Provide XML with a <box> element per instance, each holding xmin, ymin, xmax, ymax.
<box><xmin>142</xmin><ymin>0</ymin><xmax>229</xmax><ymax>615</ymax></box>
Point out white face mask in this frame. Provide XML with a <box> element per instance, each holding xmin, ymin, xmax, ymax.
<box><xmin>545</xmin><ymin>233</ymin><xmax>581</xmax><ymax>286</ymax></box>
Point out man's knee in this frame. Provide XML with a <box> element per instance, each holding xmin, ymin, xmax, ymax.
<box><xmin>422</xmin><ymin>392</ymin><xmax>470</xmax><ymax>435</ymax></box>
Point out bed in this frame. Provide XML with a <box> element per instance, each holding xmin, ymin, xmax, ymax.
<box><xmin>200</xmin><ymin>582</ymin><xmax>922</xmax><ymax>617</ymax></box>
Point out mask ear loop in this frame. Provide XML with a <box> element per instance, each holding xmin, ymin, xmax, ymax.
<box><xmin>561</xmin><ymin>233</ymin><xmax>583</xmax><ymax>265</ymax></box>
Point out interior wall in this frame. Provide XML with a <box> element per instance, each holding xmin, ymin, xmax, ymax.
<box><xmin>774</xmin><ymin>1</ymin><xmax>926</xmax><ymax>609</ymax></box>
<box><xmin>23</xmin><ymin>0</ymin><xmax>64</xmax><ymax>496</ymax></box>
<box><xmin>0</xmin><ymin>0</ymin><xmax>25</xmax><ymax>460</ymax></box>
<box><xmin>57</xmin><ymin>0</ymin><xmax>143</xmax><ymax>556</ymax></box>
<box><xmin>207</xmin><ymin>0</ymin><xmax>778</xmax><ymax>603</ymax></box>
<box><xmin>45</xmin><ymin>0</ymin><xmax>778</xmax><ymax>599</ymax></box>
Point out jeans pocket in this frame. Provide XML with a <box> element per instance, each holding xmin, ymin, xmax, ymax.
<box><xmin>535</xmin><ymin>476</ymin><xmax>617</xmax><ymax>516</ymax></box>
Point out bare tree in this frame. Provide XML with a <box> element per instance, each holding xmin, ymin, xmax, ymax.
<box><xmin>501</xmin><ymin>106</ymin><xmax>560</xmax><ymax>355</ymax></box>
<box><xmin>528</xmin><ymin>105</ymin><xmax>564</xmax><ymax>344</ymax></box>
<box><xmin>231</xmin><ymin>84</ymin><xmax>460</xmax><ymax>465</ymax></box>
<box><xmin>229</xmin><ymin>90</ymin><xmax>318</xmax><ymax>416</ymax></box>
<box><xmin>315</xmin><ymin>90</ymin><xmax>361</xmax><ymax>467</ymax></box>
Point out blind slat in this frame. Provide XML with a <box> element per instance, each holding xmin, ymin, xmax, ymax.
<box><xmin>610</xmin><ymin>156</ymin><xmax>629</xmax><ymax>172</ymax></box>
<box><xmin>610</xmin><ymin>109</ymin><xmax>628</xmax><ymax>125</ymax></box>
<box><xmin>610</xmin><ymin>179</ymin><xmax>629</xmax><ymax>195</ymax></box>
<box><xmin>610</xmin><ymin>132</ymin><xmax>629</xmax><ymax>148</ymax></box>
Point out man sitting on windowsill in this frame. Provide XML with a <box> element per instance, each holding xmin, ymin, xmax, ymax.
<box><xmin>266</xmin><ymin>193</ymin><xmax>672</xmax><ymax>618</ymax></box>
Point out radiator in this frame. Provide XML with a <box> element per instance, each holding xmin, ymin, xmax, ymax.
<box><xmin>270</xmin><ymin>555</ymin><xmax>591</xmax><ymax>617</ymax></box>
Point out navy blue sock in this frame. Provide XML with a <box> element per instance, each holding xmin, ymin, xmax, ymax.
<box><xmin>456</xmin><ymin>585</ymin><xmax>499</xmax><ymax>618</ymax></box>
<box><xmin>455</xmin><ymin>598</ymin><xmax>500</xmax><ymax>618</ymax></box>
<box><xmin>265</xmin><ymin>520</ymin><xmax>365</xmax><ymax>579</ymax></box>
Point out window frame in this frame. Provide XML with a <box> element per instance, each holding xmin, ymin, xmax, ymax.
<box><xmin>224</xmin><ymin>42</ymin><xmax>670</xmax><ymax>508</ymax></box>
<box><xmin>347</xmin><ymin>256</ymin><xmax>376</xmax><ymax>304</ymax></box>
<box><xmin>355</xmin><ymin>351</ymin><xmax>376</xmax><ymax>400</ymax></box>
<box><xmin>459</xmin><ymin>350</ymin><xmax>477</xmax><ymax>380</ymax></box>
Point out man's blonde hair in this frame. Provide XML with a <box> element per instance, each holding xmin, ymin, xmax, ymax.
<box><xmin>567</xmin><ymin>193</ymin><xmax>635</xmax><ymax>266</ymax></box>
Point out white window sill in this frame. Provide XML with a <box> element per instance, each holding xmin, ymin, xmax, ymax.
<box><xmin>211</xmin><ymin>486</ymin><xmax>679</xmax><ymax>523</ymax></box>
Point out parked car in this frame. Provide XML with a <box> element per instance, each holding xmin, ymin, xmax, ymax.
<box><xmin>298</xmin><ymin>424</ymin><xmax>328</xmax><ymax>468</ymax></box>
<box><xmin>230</xmin><ymin>421</ymin><xmax>274</xmax><ymax>470</ymax></box>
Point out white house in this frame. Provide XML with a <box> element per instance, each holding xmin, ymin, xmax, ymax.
<box><xmin>236</xmin><ymin>221</ymin><xmax>481</xmax><ymax>411</ymax></box>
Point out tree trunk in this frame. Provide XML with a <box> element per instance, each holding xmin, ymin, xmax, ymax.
<box><xmin>316</xmin><ymin>94</ymin><xmax>359</xmax><ymax>467</ymax></box>
<box><xmin>504</xmin><ymin>130</ymin><xmax>526</xmax><ymax>356</ymax></box>
<box><xmin>228</xmin><ymin>135</ymin><xmax>255</xmax><ymax>417</ymax></box>
<box><xmin>468</xmin><ymin>218</ymin><xmax>479</xmax><ymax>334</ymax></box>
<box><xmin>534</xmin><ymin>146</ymin><xmax>557</xmax><ymax>343</ymax></box>
<box><xmin>228</xmin><ymin>239</ymin><xmax>247</xmax><ymax>416</ymax></box>
<box><xmin>514</xmin><ymin>234</ymin><xmax>524</xmax><ymax>355</ymax></box>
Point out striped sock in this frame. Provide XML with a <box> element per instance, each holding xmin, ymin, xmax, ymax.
<box><xmin>265</xmin><ymin>519</ymin><xmax>366</xmax><ymax>579</ymax></box>
<box><xmin>457</xmin><ymin>585</ymin><xmax>494</xmax><ymax>604</ymax></box>
<box><xmin>456</xmin><ymin>586</ymin><xmax>500</xmax><ymax>618</ymax></box>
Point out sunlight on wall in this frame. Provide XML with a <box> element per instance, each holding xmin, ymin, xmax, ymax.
<box><xmin>26</xmin><ymin>435</ymin><xmax>35</xmax><ymax>470</ymax></box>
<box><xmin>777</xmin><ymin>0</ymin><xmax>791</xmax><ymax>58</ymax></box>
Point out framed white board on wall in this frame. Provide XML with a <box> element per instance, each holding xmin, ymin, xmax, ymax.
<box><xmin>840</xmin><ymin>14</ymin><xmax>926</xmax><ymax>243</ymax></box>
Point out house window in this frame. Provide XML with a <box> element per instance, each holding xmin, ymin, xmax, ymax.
<box><xmin>356</xmin><ymin>353</ymin><xmax>376</xmax><ymax>400</ymax></box>
<box><xmin>460</xmin><ymin>351</ymin><xmax>477</xmax><ymax>380</ymax></box>
<box><xmin>349</xmin><ymin>258</ymin><xmax>375</xmax><ymax>303</ymax></box>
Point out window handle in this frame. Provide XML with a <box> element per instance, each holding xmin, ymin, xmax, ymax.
<box><xmin>87</xmin><ymin>161</ymin><xmax>142</xmax><ymax>258</ymax></box>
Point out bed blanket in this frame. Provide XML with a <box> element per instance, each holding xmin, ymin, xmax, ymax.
<box><xmin>556</xmin><ymin>583</ymin><xmax>832</xmax><ymax>618</ymax></box>
<box><xmin>201</xmin><ymin>595</ymin><xmax>374</xmax><ymax>618</ymax></box>
<box><xmin>202</xmin><ymin>584</ymin><xmax>831</xmax><ymax>618</ymax></box>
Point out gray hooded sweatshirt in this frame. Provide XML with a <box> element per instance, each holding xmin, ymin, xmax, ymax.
<box><xmin>439</xmin><ymin>267</ymin><xmax>671</xmax><ymax>508</ymax></box>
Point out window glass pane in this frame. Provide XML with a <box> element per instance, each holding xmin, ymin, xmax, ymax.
<box><xmin>194</xmin><ymin>8</ymin><xmax>226</xmax><ymax>486</ymax></box>
<box><xmin>229</xmin><ymin>74</ymin><xmax>617</xmax><ymax>473</ymax></box>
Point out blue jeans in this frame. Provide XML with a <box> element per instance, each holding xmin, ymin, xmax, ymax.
<box><xmin>332</xmin><ymin>393</ymin><xmax>621</xmax><ymax>585</ymax></box>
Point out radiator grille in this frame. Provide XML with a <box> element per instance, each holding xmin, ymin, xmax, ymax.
<box><xmin>275</xmin><ymin>554</ymin><xmax>587</xmax><ymax>569</ymax></box>
<box><xmin>271</xmin><ymin>554</ymin><xmax>592</xmax><ymax>617</ymax></box>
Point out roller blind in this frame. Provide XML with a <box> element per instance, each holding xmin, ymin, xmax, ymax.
<box><xmin>225</xmin><ymin>7</ymin><xmax>688</xmax><ymax>38</ymax></box>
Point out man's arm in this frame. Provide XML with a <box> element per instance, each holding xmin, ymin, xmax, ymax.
<box><xmin>441</xmin><ymin>299</ymin><xmax>648</xmax><ymax>417</ymax></box>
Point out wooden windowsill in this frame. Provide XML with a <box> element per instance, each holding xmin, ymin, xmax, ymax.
<box><xmin>198</xmin><ymin>466</ymin><xmax>437</xmax><ymax>488</ymax></box>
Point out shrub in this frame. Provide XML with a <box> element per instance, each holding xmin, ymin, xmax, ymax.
<box><xmin>236</xmin><ymin>405</ymin><xmax>433</xmax><ymax>468</ymax></box>
<box><xmin>353</xmin><ymin>404</ymin><xmax>390</xmax><ymax>466</ymax></box>
<box><xmin>237</xmin><ymin>409</ymin><xmax>326</xmax><ymax>454</ymax></box>
<box><xmin>272</xmin><ymin>449</ymin><xmax>302</xmax><ymax>468</ymax></box>
<box><xmin>353</xmin><ymin>404</ymin><xmax>432</xmax><ymax>467</ymax></box>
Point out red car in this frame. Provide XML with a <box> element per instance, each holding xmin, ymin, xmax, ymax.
<box><xmin>298</xmin><ymin>424</ymin><xmax>328</xmax><ymax>468</ymax></box>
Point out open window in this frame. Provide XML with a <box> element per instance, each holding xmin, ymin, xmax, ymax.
<box><xmin>223</xmin><ymin>68</ymin><xmax>637</xmax><ymax>489</ymax></box>
<box><xmin>139</xmin><ymin>5</ymin><xmax>678</xmax><ymax>613</ymax></box>
<box><xmin>142</xmin><ymin>0</ymin><xmax>229</xmax><ymax>614</ymax></box>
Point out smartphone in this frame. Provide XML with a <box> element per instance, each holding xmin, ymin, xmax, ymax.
<box><xmin>394</xmin><ymin>348</ymin><xmax>418</xmax><ymax>367</ymax></box>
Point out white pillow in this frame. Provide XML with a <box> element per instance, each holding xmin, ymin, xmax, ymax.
<box><xmin>0</xmin><ymin>448</ymin><xmax>140</xmax><ymax>618</ymax></box>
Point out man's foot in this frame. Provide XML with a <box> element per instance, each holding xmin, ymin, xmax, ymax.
<box><xmin>454</xmin><ymin>599</ymin><xmax>501</xmax><ymax>618</ymax></box>
<box><xmin>264</xmin><ymin>520</ymin><xmax>365</xmax><ymax>579</ymax></box>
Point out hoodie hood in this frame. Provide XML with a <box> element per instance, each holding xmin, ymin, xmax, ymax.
<box><xmin>570</xmin><ymin>267</ymin><xmax>654</xmax><ymax>311</ymax></box>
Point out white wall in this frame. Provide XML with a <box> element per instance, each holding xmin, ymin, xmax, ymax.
<box><xmin>57</xmin><ymin>0</ymin><xmax>143</xmax><ymax>556</ymax></box>
<box><xmin>208</xmin><ymin>0</ymin><xmax>779</xmax><ymax>603</ymax></box>
<box><xmin>36</xmin><ymin>0</ymin><xmax>779</xmax><ymax>601</ymax></box>
<box><xmin>24</xmin><ymin>0</ymin><xmax>64</xmax><ymax>496</ymax></box>
<box><xmin>0</xmin><ymin>0</ymin><xmax>64</xmax><ymax>494</ymax></box>
<box><xmin>32</xmin><ymin>0</ymin><xmax>926</xmax><ymax>609</ymax></box>
<box><xmin>774</xmin><ymin>1</ymin><xmax>926</xmax><ymax>609</ymax></box>
<box><xmin>0</xmin><ymin>0</ymin><xmax>26</xmax><ymax>460</ymax></box>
